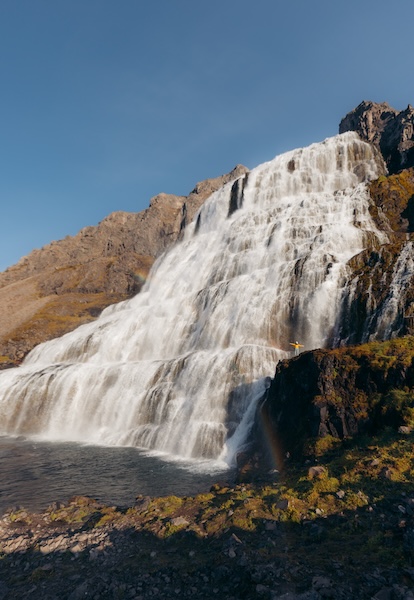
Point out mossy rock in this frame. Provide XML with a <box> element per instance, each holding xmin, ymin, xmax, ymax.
<box><xmin>369</xmin><ymin>167</ymin><xmax>414</xmax><ymax>233</ymax></box>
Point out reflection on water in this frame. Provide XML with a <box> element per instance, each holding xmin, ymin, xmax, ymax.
<box><xmin>0</xmin><ymin>436</ymin><xmax>234</xmax><ymax>513</ymax></box>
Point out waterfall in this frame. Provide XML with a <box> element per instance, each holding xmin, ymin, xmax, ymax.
<box><xmin>0</xmin><ymin>132</ymin><xmax>386</xmax><ymax>465</ymax></box>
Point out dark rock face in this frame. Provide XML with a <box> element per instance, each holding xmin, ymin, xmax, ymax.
<box><xmin>260</xmin><ymin>338</ymin><xmax>414</xmax><ymax>459</ymax></box>
<box><xmin>339</xmin><ymin>100</ymin><xmax>414</xmax><ymax>173</ymax></box>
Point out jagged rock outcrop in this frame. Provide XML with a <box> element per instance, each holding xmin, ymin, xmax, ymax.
<box><xmin>260</xmin><ymin>337</ymin><xmax>414</xmax><ymax>460</ymax></box>
<box><xmin>369</xmin><ymin>167</ymin><xmax>414</xmax><ymax>234</ymax></box>
<box><xmin>339</xmin><ymin>100</ymin><xmax>414</xmax><ymax>173</ymax></box>
<box><xmin>0</xmin><ymin>164</ymin><xmax>248</xmax><ymax>363</ymax></box>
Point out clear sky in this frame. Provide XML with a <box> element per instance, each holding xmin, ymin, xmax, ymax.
<box><xmin>0</xmin><ymin>0</ymin><xmax>413</xmax><ymax>272</ymax></box>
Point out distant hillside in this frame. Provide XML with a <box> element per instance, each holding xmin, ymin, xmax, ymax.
<box><xmin>0</xmin><ymin>165</ymin><xmax>248</xmax><ymax>365</ymax></box>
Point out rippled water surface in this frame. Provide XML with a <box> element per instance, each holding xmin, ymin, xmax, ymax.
<box><xmin>0</xmin><ymin>436</ymin><xmax>233</xmax><ymax>513</ymax></box>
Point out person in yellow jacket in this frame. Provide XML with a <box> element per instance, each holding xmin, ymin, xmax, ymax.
<box><xmin>290</xmin><ymin>341</ymin><xmax>304</xmax><ymax>356</ymax></box>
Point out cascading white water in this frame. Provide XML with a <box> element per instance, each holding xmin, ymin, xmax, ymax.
<box><xmin>0</xmin><ymin>132</ymin><xmax>386</xmax><ymax>465</ymax></box>
<box><xmin>362</xmin><ymin>241</ymin><xmax>414</xmax><ymax>342</ymax></box>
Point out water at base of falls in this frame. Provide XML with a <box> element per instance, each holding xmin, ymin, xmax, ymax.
<box><xmin>0</xmin><ymin>435</ymin><xmax>233</xmax><ymax>514</ymax></box>
<box><xmin>0</xmin><ymin>132</ymin><xmax>387</xmax><ymax>467</ymax></box>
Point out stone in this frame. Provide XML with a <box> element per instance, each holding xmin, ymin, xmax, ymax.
<box><xmin>380</xmin><ymin>467</ymin><xmax>394</xmax><ymax>480</ymax></box>
<box><xmin>170</xmin><ymin>516</ymin><xmax>189</xmax><ymax>527</ymax></box>
<box><xmin>340</xmin><ymin>100</ymin><xmax>414</xmax><ymax>173</ymax></box>
<box><xmin>312</xmin><ymin>576</ymin><xmax>334</xmax><ymax>598</ymax></box>
<box><xmin>134</xmin><ymin>496</ymin><xmax>151</xmax><ymax>512</ymax></box>
<box><xmin>308</xmin><ymin>466</ymin><xmax>326</xmax><ymax>479</ymax></box>
<box><xmin>372</xmin><ymin>588</ymin><xmax>393</xmax><ymax>600</ymax></box>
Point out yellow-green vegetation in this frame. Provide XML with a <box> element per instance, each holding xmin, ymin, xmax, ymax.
<box><xmin>310</xmin><ymin>435</ymin><xmax>342</xmax><ymax>457</ymax></box>
<box><xmin>42</xmin><ymin>428</ymin><xmax>412</xmax><ymax>539</ymax></box>
<box><xmin>369</xmin><ymin>167</ymin><xmax>414</xmax><ymax>232</ymax></box>
<box><xmin>3</xmin><ymin>426</ymin><xmax>411</xmax><ymax>592</ymax></box>
<box><xmin>147</xmin><ymin>495</ymin><xmax>183</xmax><ymax>517</ymax></box>
<box><xmin>318</xmin><ymin>336</ymin><xmax>414</xmax><ymax>428</ymax></box>
<box><xmin>350</xmin><ymin>335</ymin><xmax>414</xmax><ymax>368</ymax></box>
<box><xmin>7</xmin><ymin>509</ymin><xmax>32</xmax><ymax>525</ymax></box>
<box><xmin>2</xmin><ymin>292</ymin><xmax>128</xmax><ymax>361</ymax></box>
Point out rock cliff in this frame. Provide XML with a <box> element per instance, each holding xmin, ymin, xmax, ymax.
<box><xmin>259</xmin><ymin>336</ymin><xmax>414</xmax><ymax>461</ymax></box>
<box><xmin>0</xmin><ymin>164</ymin><xmax>248</xmax><ymax>364</ymax></box>
<box><xmin>339</xmin><ymin>100</ymin><xmax>414</xmax><ymax>173</ymax></box>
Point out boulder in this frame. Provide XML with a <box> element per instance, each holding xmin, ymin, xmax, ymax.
<box><xmin>260</xmin><ymin>338</ymin><xmax>414</xmax><ymax>459</ymax></box>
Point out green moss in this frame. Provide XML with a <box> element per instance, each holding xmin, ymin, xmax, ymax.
<box><xmin>149</xmin><ymin>495</ymin><xmax>183</xmax><ymax>517</ymax></box>
<box><xmin>369</xmin><ymin>168</ymin><xmax>414</xmax><ymax>232</ymax></box>
<box><xmin>305</xmin><ymin>436</ymin><xmax>340</xmax><ymax>458</ymax></box>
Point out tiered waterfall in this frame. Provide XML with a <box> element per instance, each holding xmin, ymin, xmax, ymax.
<box><xmin>0</xmin><ymin>132</ymin><xmax>388</xmax><ymax>465</ymax></box>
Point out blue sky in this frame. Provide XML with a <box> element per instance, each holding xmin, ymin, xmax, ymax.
<box><xmin>0</xmin><ymin>0</ymin><xmax>413</xmax><ymax>272</ymax></box>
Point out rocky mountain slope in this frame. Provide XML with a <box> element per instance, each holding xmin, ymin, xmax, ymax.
<box><xmin>0</xmin><ymin>165</ymin><xmax>247</xmax><ymax>364</ymax></box>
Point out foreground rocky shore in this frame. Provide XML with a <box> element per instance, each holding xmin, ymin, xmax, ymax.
<box><xmin>1</xmin><ymin>426</ymin><xmax>414</xmax><ymax>600</ymax></box>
